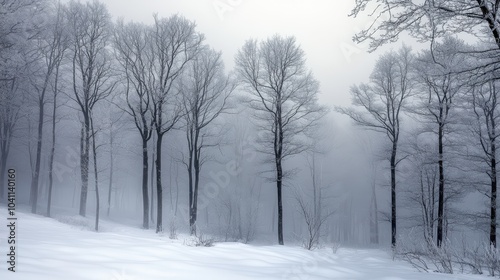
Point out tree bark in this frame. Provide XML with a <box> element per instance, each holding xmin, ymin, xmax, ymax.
<box><xmin>277</xmin><ymin>171</ymin><xmax>284</xmax><ymax>245</ymax></box>
<box><xmin>107</xmin><ymin>131</ymin><xmax>113</xmax><ymax>217</ymax></box>
<box><xmin>91</xmin><ymin>119</ymin><xmax>100</xmax><ymax>232</ymax></box>
<box><xmin>155</xmin><ymin>133</ymin><xmax>164</xmax><ymax>233</ymax></box>
<box><xmin>150</xmin><ymin>141</ymin><xmax>155</xmax><ymax>223</ymax></box>
<box><xmin>193</xmin><ymin>147</ymin><xmax>200</xmax><ymax>234</ymax></box>
<box><xmin>30</xmin><ymin>96</ymin><xmax>44</xmax><ymax>214</ymax></box>
<box><xmin>276</xmin><ymin>102</ymin><xmax>284</xmax><ymax>245</ymax></box>
<box><xmin>79</xmin><ymin>118</ymin><xmax>90</xmax><ymax>217</ymax></box>
<box><xmin>47</xmin><ymin>67</ymin><xmax>59</xmax><ymax>218</ymax></box>
<box><xmin>370</xmin><ymin>180</ymin><xmax>379</xmax><ymax>244</ymax></box>
<box><xmin>390</xmin><ymin>142</ymin><xmax>397</xmax><ymax>247</ymax></box>
<box><xmin>188</xmin><ymin>134</ymin><xmax>195</xmax><ymax>235</ymax></box>
<box><xmin>437</xmin><ymin>122</ymin><xmax>445</xmax><ymax>247</ymax></box>
<box><xmin>188</xmin><ymin>128</ymin><xmax>201</xmax><ymax>236</ymax></box>
<box><xmin>490</xmin><ymin>115</ymin><xmax>497</xmax><ymax>248</ymax></box>
<box><xmin>142</xmin><ymin>138</ymin><xmax>149</xmax><ymax>229</ymax></box>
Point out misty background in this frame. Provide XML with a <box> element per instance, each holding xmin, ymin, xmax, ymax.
<box><xmin>1</xmin><ymin>0</ymin><xmax>495</xmax><ymax>255</ymax></box>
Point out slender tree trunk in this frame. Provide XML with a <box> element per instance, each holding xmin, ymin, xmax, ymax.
<box><xmin>312</xmin><ymin>152</ymin><xmax>318</xmax><ymax>222</ymax></box>
<box><xmin>490</xmin><ymin>122</ymin><xmax>497</xmax><ymax>248</ymax></box>
<box><xmin>390</xmin><ymin>142</ymin><xmax>397</xmax><ymax>247</ymax></box>
<box><xmin>47</xmin><ymin>68</ymin><xmax>59</xmax><ymax>218</ymax></box>
<box><xmin>150</xmin><ymin>143</ymin><xmax>155</xmax><ymax>223</ymax></box>
<box><xmin>173</xmin><ymin>160</ymin><xmax>179</xmax><ymax>218</ymax></box>
<box><xmin>142</xmin><ymin>138</ymin><xmax>149</xmax><ymax>229</ymax></box>
<box><xmin>275</xmin><ymin>101</ymin><xmax>284</xmax><ymax>245</ymax></box>
<box><xmin>437</xmin><ymin>123</ymin><xmax>445</xmax><ymax>248</ymax></box>
<box><xmin>276</xmin><ymin>175</ymin><xmax>285</xmax><ymax>245</ymax></box>
<box><xmin>370</xmin><ymin>180</ymin><xmax>379</xmax><ymax>244</ymax></box>
<box><xmin>79</xmin><ymin>117</ymin><xmax>90</xmax><ymax>217</ymax></box>
<box><xmin>420</xmin><ymin>171</ymin><xmax>430</xmax><ymax>240</ymax></box>
<box><xmin>188</xmin><ymin>143</ymin><xmax>195</xmax><ymax>235</ymax></box>
<box><xmin>30</xmin><ymin>97</ymin><xmax>45</xmax><ymax>214</ymax></box>
<box><xmin>91</xmin><ymin>119</ymin><xmax>100</xmax><ymax>232</ymax></box>
<box><xmin>276</xmin><ymin>155</ymin><xmax>284</xmax><ymax>245</ymax></box>
<box><xmin>155</xmin><ymin>133</ymin><xmax>163</xmax><ymax>233</ymax></box>
<box><xmin>192</xmin><ymin>148</ymin><xmax>200</xmax><ymax>235</ymax></box>
<box><xmin>490</xmin><ymin>155</ymin><xmax>497</xmax><ymax>248</ymax></box>
<box><xmin>107</xmin><ymin>132</ymin><xmax>113</xmax><ymax>217</ymax></box>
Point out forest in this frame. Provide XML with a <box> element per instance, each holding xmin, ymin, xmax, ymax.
<box><xmin>1</xmin><ymin>0</ymin><xmax>500</xmax><ymax>277</ymax></box>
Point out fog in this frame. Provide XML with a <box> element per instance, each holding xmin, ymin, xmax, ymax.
<box><xmin>2</xmin><ymin>0</ymin><xmax>495</xmax><ymax>253</ymax></box>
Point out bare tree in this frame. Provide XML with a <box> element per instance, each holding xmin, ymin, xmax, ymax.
<box><xmin>66</xmin><ymin>0</ymin><xmax>114</xmax><ymax>217</ymax></box>
<box><xmin>350</xmin><ymin>0</ymin><xmax>500</xmax><ymax>51</ymax></box>
<box><xmin>181</xmin><ymin>47</ymin><xmax>234</xmax><ymax>235</ymax></box>
<box><xmin>235</xmin><ymin>35</ymin><xmax>326</xmax><ymax>245</ymax></box>
<box><xmin>336</xmin><ymin>45</ymin><xmax>414</xmax><ymax>247</ymax></box>
<box><xmin>0</xmin><ymin>75</ymin><xmax>24</xmax><ymax>200</ymax></box>
<box><xmin>103</xmin><ymin>108</ymin><xmax>125</xmax><ymax>218</ymax></box>
<box><xmin>404</xmin><ymin>133</ymin><xmax>440</xmax><ymax>242</ymax></box>
<box><xmin>150</xmin><ymin>14</ymin><xmax>204</xmax><ymax>233</ymax></box>
<box><xmin>295</xmin><ymin>148</ymin><xmax>334</xmax><ymax>250</ymax></box>
<box><xmin>46</xmin><ymin>2</ymin><xmax>69</xmax><ymax>217</ymax></box>
<box><xmin>413</xmin><ymin>37</ymin><xmax>468</xmax><ymax>247</ymax></box>
<box><xmin>0</xmin><ymin>0</ymin><xmax>43</xmax><ymax>199</ymax></box>
<box><xmin>113</xmin><ymin>21</ymin><xmax>154</xmax><ymax>228</ymax></box>
<box><xmin>469</xmin><ymin>79</ymin><xmax>500</xmax><ymax>247</ymax></box>
<box><xmin>29</xmin><ymin>1</ymin><xmax>69</xmax><ymax>214</ymax></box>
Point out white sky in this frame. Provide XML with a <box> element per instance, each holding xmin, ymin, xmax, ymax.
<box><xmin>98</xmin><ymin>0</ymin><xmax>393</xmax><ymax>108</ymax></box>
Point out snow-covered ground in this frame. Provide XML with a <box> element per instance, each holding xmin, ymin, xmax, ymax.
<box><xmin>0</xmin><ymin>207</ymin><xmax>490</xmax><ymax>280</ymax></box>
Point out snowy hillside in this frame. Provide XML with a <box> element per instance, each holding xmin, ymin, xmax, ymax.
<box><xmin>0</xmin><ymin>207</ymin><xmax>489</xmax><ymax>280</ymax></box>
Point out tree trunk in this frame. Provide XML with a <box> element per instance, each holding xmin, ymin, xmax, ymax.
<box><xmin>437</xmin><ymin>123</ymin><xmax>445</xmax><ymax>248</ymax></box>
<box><xmin>30</xmin><ymin>97</ymin><xmax>44</xmax><ymax>214</ymax></box>
<box><xmin>79</xmin><ymin>117</ymin><xmax>90</xmax><ymax>217</ymax></box>
<box><xmin>142</xmin><ymin>138</ymin><xmax>150</xmax><ymax>229</ymax></box>
<box><xmin>150</xmin><ymin>143</ymin><xmax>155</xmax><ymax>223</ymax></box>
<box><xmin>277</xmin><ymin>176</ymin><xmax>284</xmax><ymax>245</ymax></box>
<box><xmin>390</xmin><ymin>143</ymin><xmax>397</xmax><ymax>247</ymax></box>
<box><xmin>91</xmin><ymin>119</ymin><xmax>100</xmax><ymax>232</ymax></box>
<box><xmin>155</xmin><ymin>133</ymin><xmax>164</xmax><ymax>233</ymax></box>
<box><xmin>276</xmin><ymin>153</ymin><xmax>284</xmax><ymax>245</ymax></box>
<box><xmin>490</xmin><ymin>121</ymin><xmax>497</xmax><ymax>248</ymax></box>
<box><xmin>47</xmin><ymin>68</ymin><xmax>59</xmax><ymax>218</ymax></box>
<box><xmin>107</xmin><ymin>132</ymin><xmax>114</xmax><ymax>217</ymax></box>
<box><xmin>192</xmin><ymin>148</ymin><xmax>200</xmax><ymax>235</ymax></box>
<box><xmin>275</xmin><ymin>100</ymin><xmax>284</xmax><ymax>245</ymax></box>
<box><xmin>188</xmin><ymin>142</ymin><xmax>195</xmax><ymax>235</ymax></box>
<box><xmin>370</xmin><ymin>180</ymin><xmax>379</xmax><ymax>244</ymax></box>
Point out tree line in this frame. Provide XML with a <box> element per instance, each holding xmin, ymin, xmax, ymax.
<box><xmin>0</xmin><ymin>0</ymin><xmax>325</xmax><ymax>246</ymax></box>
<box><xmin>345</xmin><ymin>0</ymin><xmax>500</xmax><ymax>264</ymax></box>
